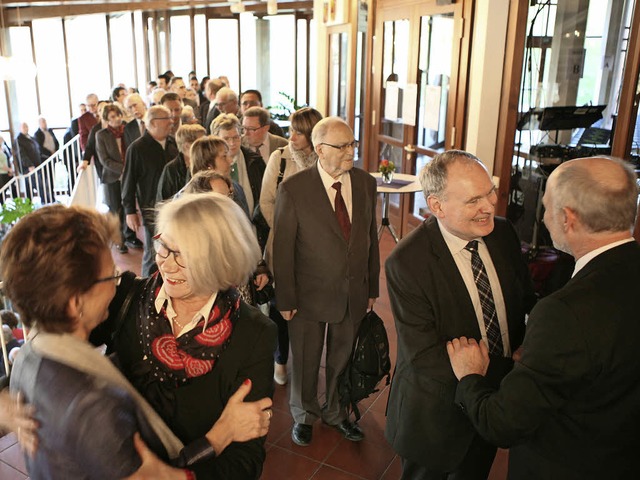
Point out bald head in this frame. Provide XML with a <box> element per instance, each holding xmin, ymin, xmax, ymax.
<box><xmin>548</xmin><ymin>157</ymin><xmax>638</xmax><ymax>234</ymax></box>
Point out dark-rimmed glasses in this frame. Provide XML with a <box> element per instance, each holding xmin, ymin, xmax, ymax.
<box><xmin>153</xmin><ymin>234</ymin><xmax>187</xmax><ymax>268</ymax></box>
<box><xmin>319</xmin><ymin>140</ymin><xmax>359</xmax><ymax>152</ymax></box>
<box><xmin>93</xmin><ymin>267</ymin><xmax>123</xmax><ymax>286</ymax></box>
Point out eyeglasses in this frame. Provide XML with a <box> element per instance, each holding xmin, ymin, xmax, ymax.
<box><xmin>319</xmin><ymin>140</ymin><xmax>359</xmax><ymax>152</ymax></box>
<box><xmin>241</xmin><ymin>126</ymin><xmax>265</xmax><ymax>134</ymax></box>
<box><xmin>93</xmin><ymin>267</ymin><xmax>123</xmax><ymax>286</ymax></box>
<box><xmin>152</xmin><ymin>117</ymin><xmax>173</xmax><ymax>121</ymax></box>
<box><xmin>153</xmin><ymin>234</ymin><xmax>186</xmax><ymax>268</ymax></box>
<box><xmin>221</xmin><ymin>135</ymin><xmax>241</xmax><ymax>143</ymax></box>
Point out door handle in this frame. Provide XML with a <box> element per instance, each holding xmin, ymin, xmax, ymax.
<box><xmin>404</xmin><ymin>144</ymin><xmax>416</xmax><ymax>153</ymax></box>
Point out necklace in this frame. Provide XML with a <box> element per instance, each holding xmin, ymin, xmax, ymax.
<box><xmin>172</xmin><ymin>315</ymin><xmax>190</xmax><ymax>329</ymax></box>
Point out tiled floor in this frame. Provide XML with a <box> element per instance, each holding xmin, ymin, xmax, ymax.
<box><xmin>0</xmin><ymin>227</ymin><xmax>509</xmax><ymax>479</ymax></box>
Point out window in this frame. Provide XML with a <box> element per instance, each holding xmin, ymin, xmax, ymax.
<box><xmin>169</xmin><ymin>15</ymin><xmax>192</xmax><ymax>78</ymax></box>
<box><xmin>109</xmin><ymin>13</ymin><xmax>136</xmax><ymax>90</ymax></box>
<box><xmin>8</xmin><ymin>27</ymin><xmax>39</xmax><ymax>125</ymax></box>
<box><xmin>208</xmin><ymin>19</ymin><xmax>239</xmax><ymax>91</ymax></box>
<box><xmin>32</xmin><ymin>18</ymin><xmax>70</xmax><ymax>126</ymax></box>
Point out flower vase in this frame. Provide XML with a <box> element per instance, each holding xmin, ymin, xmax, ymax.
<box><xmin>382</xmin><ymin>171</ymin><xmax>394</xmax><ymax>184</ymax></box>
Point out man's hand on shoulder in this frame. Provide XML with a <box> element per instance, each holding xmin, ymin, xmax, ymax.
<box><xmin>446</xmin><ymin>337</ymin><xmax>489</xmax><ymax>380</ymax></box>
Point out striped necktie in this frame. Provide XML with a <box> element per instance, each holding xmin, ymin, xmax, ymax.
<box><xmin>464</xmin><ymin>240</ymin><xmax>503</xmax><ymax>355</ymax></box>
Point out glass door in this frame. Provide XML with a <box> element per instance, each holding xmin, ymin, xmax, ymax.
<box><xmin>370</xmin><ymin>0</ymin><xmax>466</xmax><ymax>238</ymax></box>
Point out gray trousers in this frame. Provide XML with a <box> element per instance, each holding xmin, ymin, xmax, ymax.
<box><xmin>288</xmin><ymin>308</ymin><xmax>360</xmax><ymax>425</ymax></box>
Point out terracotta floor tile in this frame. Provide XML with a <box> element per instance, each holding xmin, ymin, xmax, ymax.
<box><xmin>0</xmin><ymin>462</ymin><xmax>27</xmax><ymax>480</ymax></box>
<box><xmin>379</xmin><ymin>454</ymin><xmax>402</xmax><ymax>480</ymax></box>
<box><xmin>0</xmin><ymin>432</ymin><xmax>17</xmax><ymax>453</ymax></box>
<box><xmin>267</xmin><ymin>408</ymin><xmax>294</xmax><ymax>445</ymax></box>
<box><xmin>369</xmin><ymin>385</ymin><xmax>391</xmax><ymax>415</ymax></box>
<box><xmin>276</xmin><ymin>422</ymin><xmax>342</xmax><ymax>463</ymax></box>
<box><xmin>0</xmin><ymin>444</ymin><xmax>27</xmax><ymax>475</ymax></box>
<box><xmin>488</xmin><ymin>449</ymin><xmax>508</xmax><ymax>480</ymax></box>
<box><xmin>324</xmin><ymin>437</ymin><xmax>395</xmax><ymax>480</ymax></box>
<box><xmin>310</xmin><ymin>464</ymin><xmax>366</xmax><ymax>480</ymax></box>
<box><xmin>261</xmin><ymin>445</ymin><xmax>321</xmax><ymax>480</ymax></box>
<box><xmin>356</xmin><ymin>409</ymin><xmax>389</xmax><ymax>449</ymax></box>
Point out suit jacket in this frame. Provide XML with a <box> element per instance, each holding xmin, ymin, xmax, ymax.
<box><xmin>384</xmin><ymin>216</ymin><xmax>535</xmax><ymax>471</ymax></box>
<box><xmin>91</xmin><ymin>272</ymin><xmax>277</xmax><ymax>480</ymax></box>
<box><xmin>95</xmin><ymin>126</ymin><xmax>125</xmax><ymax>184</ymax></box>
<box><xmin>34</xmin><ymin>128</ymin><xmax>59</xmax><ymax>158</ymax></box>
<box><xmin>156</xmin><ymin>153</ymin><xmax>189</xmax><ymax>201</ymax></box>
<box><xmin>124</xmin><ymin>118</ymin><xmax>144</xmax><ymax>150</ymax></box>
<box><xmin>268</xmin><ymin>120</ymin><xmax>285</xmax><ymax>138</ymax></box>
<box><xmin>77</xmin><ymin>111</ymin><xmax>97</xmax><ymax>151</ymax></box>
<box><xmin>15</xmin><ymin>133</ymin><xmax>41</xmax><ymax>173</ymax></box>
<box><xmin>121</xmin><ymin>132</ymin><xmax>178</xmax><ymax>224</ymax></box>
<box><xmin>242</xmin><ymin>133</ymin><xmax>288</xmax><ymax>163</ymax></box>
<box><xmin>83</xmin><ymin>122</ymin><xmax>103</xmax><ymax>162</ymax></box>
<box><xmin>273</xmin><ymin>164</ymin><xmax>380</xmax><ymax>324</ymax></box>
<box><xmin>201</xmin><ymin>103</ymin><xmax>221</xmax><ymax>134</ymax></box>
<box><xmin>456</xmin><ymin>241</ymin><xmax>640</xmax><ymax>479</ymax></box>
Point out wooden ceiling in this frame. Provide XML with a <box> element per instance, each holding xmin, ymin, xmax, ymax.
<box><xmin>0</xmin><ymin>1</ymin><xmax>315</xmax><ymax>23</ymax></box>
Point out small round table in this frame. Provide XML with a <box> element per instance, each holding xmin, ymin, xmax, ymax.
<box><xmin>371</xmin><ymin>172</ymin><xmax>422</xmax><ymax>243</ymax></box>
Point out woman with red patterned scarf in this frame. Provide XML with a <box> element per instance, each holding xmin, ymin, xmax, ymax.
<box><xmin>93</xmin><ymin>192</ymin><xmax>277</xmax><ymax>480</ymax></box>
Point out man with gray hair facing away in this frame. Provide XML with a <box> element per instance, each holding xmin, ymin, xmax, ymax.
<box><xmin>448</xmin><ymin>156</ymin><xmax>640</xmax><ymax>479</ymax></box>
<box><xmin>385</xmin><ymin>150</ymin><xmax>535</xmax><ymax>479</ymax></box>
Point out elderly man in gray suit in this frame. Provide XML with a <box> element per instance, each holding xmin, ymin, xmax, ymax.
<box><xmin>273</xmin><ymin>116</ymin><xmax>380</xmax><ymax>447</ymax></box>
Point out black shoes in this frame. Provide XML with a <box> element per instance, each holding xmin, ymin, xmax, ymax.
<box><xmin>332</xmin><ymin>420</ymin><xmax>364</xmax><ymax>442</ymax></box>
<box><xmin>125</xmin><ymin>238</ymin><xmax>143</xmax><ymax>249</ymax></box>
<box><xmin>291</xmin><ymin>423</ymin><xmax>313</xmax><ymax>446</ymax></box>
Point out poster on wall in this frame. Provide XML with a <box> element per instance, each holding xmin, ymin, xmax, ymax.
<box><xmin>323</xmin><ymin>0</ymin><xmax>349</xmax><ymax>25</ymax></box>
<box><xmin>402</xmin><ymin>83</ymin><xmax>418</xmax><ymax>126</ymax></box>
<box><xmin>424</xmin><ymin>85</ymin><xmax>442</xmax><ymax>131</ymax></box>
<box><xmin>385</xmin><ymin>81</ymin><xmax>399</xmax><ymax>121</ymax></box>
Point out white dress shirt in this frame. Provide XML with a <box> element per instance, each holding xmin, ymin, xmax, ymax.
<box><xmin>317</xmin><ymin>160</ymin><xmax>353</xmax><ymax>220</ymax></box>
<box><xmin>438</xmin><ymin>221</ymin><xmax>511</xmax><ymax>356</ymax></box>
<box><xmin>155</xmin><ymin>286</ymin><xmax>218</xmax><ymax>337</ymax></box>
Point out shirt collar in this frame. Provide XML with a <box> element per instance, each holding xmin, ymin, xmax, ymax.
<box><xmin>317</xmin><ymin>159</ymin><xmax>347</xmax><ymax>190</ymax></box>
<box><xmin>154</xmin><ymin>284</ymin><xmax>218</xmax><ymax>332</ymax></box>
<box><xmin>572</xmin><ymin>238</ymin><xmax>634</xmax><ymax>277</ymax></box>
<box><xmin>437</xmin><ymin>219</ymin><xmax>485</xmax><ymax>256</ymax></box>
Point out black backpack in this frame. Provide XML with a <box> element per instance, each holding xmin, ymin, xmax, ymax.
<box><xmin>337</xmin><ymin>309</ymin><xmax>391</xmax><ymax>422</ymax></box>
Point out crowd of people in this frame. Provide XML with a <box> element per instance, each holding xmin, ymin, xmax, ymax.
<box><xmin>0</xmin><ymin>67</ymin><xmax>637</xmax><ymax>480</ymax></box>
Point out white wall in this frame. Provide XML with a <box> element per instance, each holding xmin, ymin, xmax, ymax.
<box><xmin>464</xmin><ymin>0</ymin><xmax>510</xmax><ymax>174</ymax></box>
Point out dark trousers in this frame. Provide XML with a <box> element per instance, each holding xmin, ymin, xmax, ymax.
<box><xmin>103</xmin><ymin>181</ymin><xmax>126</xmax><ymax>243</ymax></box>
<box><xmin>400</xmin><ymin>434</ymin><xmax>496</xmax><ymax>480</ymax></box>
<box><xmin>269</xmin><ymin>302</ymin><xmax>289</xmax><ymax>365</ymax></box>
<box><xmin>288</xmin><ymin>308</ymin><xmax>360</xmax><ymax>425</ymax></box>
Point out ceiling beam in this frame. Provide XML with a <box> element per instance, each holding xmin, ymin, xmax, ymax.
<box><xmin>4</xmin><ymin>1</ymin><xmax>313</xmax><ymax>24</ymax></box>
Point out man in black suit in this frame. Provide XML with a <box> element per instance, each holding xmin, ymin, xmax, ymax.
<box><xmin>122</xmin><ymin>105</ymin><xmax>178</xmax><ymax>276</ymax></box>
<box><xmin>34</xmin><ymin>117</ymin><xmax>59</xmax><ymax>159</ymax></box>
<box><xmin>385</xmin><ymin>150</ymin><xmax>535</xmax><ymax>480</ymax></box>
<box><xmin>273</xmin><ymin>117</ymin><xmax>380</xmax><ymax>447</ymax></box>
<box><xmin>448</xmin><ymin>156</ymin><xmax>640</xmax><ymax>479</ymax></box>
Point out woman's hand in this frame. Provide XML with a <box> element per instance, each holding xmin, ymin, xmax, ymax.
<box><xmin>125</xmin><ymin>433</ymin><xmax>192</xmax><ymax>480</ymax></box>
<box><xmin>253</xmin><ymin>274</ymin><xmax>270</xmax><ymax>291</ymax></box>
<box><xmin>0</xmin><ymin>391</ymin><xmax>38</xmax><ymax>457</ymax></box>
<box><xmin>206</xmin><ymin>379</ymin><xmax>272</xmax><ymax>455</ymax></box>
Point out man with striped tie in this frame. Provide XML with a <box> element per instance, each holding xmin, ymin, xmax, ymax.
<box><xmin>385</xmin><ymin>150</ymin><xmax>536</xmax><ymax>480</ymax></box>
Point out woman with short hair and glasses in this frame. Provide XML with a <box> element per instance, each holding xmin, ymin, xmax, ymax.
<box><xmin>210</xmin><ymin>114</ymin><xmax>265</xmax><ymax>247</ymax></box>
<box><xmin>3</xmin><ymin>204</ymin><xmax>207</xmax><ymax>479</ymax></box>
<box><xmin>95</xmin><ymin>193</ymin><xmax>277</xmax><ymax>480</ymax></box>
<box><xmin>5</xmin><ymin>201</ymin><xmax>275</xmax><ymax>480</ymax></box>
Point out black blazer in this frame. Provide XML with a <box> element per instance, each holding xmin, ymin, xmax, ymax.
<box><xmin>34</xmin><ymin>128</ymin><xmax>59</xmax><ymax>158</ymax></box>
<box><xmin>124</xmin><ymin>119</ymin><xmax>143</xmax><ymax>151</ymax></box>
<box><xmin>384</xmin><ymin>215</ymin><xmax>535</xmax><ymax>471</ymax></box>
<box><xmin>456</xmin><ymin>241</ymin><xmax>640</xmax><ymax>479</ymax></box>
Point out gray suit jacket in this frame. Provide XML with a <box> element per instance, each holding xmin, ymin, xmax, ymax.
<box><xmin>266</xmin><ymin>133</ymin><xmax>288</xmax><ymax>158</ymax></box>
<box><xmin>96</xmin><ymin>127</ymin><xmax>125</xmax><ymax>184</ymax></box>
<box><xmin>273</xmin><ymin>164</ymin><xmax>380</xmax><ymax>324</ymax></box>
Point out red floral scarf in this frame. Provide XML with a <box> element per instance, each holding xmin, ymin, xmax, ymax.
<box><xmin>138</xmin><ymin>274</ymin><xmax>238</xmax><ymax>384</ymax></box>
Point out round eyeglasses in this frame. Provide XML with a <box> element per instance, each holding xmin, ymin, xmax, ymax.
<box><xmin>153</xmin><ymin>234</ymin><xmax>187</xmax><ymax>268</ymax></box>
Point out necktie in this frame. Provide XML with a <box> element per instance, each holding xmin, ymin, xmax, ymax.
<box><xmin>332</xmin><ymin>182</ymin><xmax>351</xmax><ymax>242</ymax></box>
<box><xmin>140</xmin><ymin>120</ymin><xmax>145</xmax><ymax>136</ymax></box>
<box><xmin>464</xmin><ymin>240</ymin><xmax>503</xmax><ymax>355</ymax></box>
<box><xmin>254</xmin><ymin>144</ymin><xmax>262</xmax><ymax>154</ymax></box>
